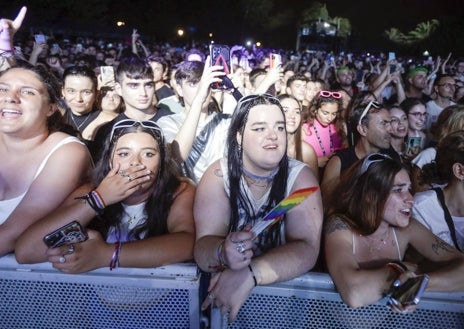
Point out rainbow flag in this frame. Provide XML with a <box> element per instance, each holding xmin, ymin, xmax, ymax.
<box><xmin>251</xmin><ymin>186</ymin><xmax>319</xmax><ymax>236</ymax></box>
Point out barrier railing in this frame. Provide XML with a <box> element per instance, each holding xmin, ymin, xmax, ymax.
<box><xmin>0</xmin><ymin>254</ymin><xmax>201</xmax><ymax>329</ymax></box>
<box><xmin>1</xmin><ymin>252</ymin><xmax>463</xmax><ymax>329</ymax></box>
<box><xmin>210</xmin><ymin>271</ymin><xmax>464</xmax><ymax>329</ymax></box>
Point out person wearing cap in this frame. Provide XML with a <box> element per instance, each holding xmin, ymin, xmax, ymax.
<box><xmin>403</xmin><ymin>67</ymin><xmax>432</xmax><ymax>104</ymax></box>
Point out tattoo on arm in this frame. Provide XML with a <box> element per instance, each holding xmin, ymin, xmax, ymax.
<box><xmin>431</xmin><ymin>237</ymin><xmax>455</xmax><ymax>255</ymax></box>
<box><xmin>324</xmin><ymin>216</ymin><xmax>349</xmax><ymax>235</ymax></box>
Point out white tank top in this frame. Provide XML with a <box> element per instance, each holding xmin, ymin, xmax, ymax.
<box><xmin>0</xmin><ymin>136</ymin><xmax>83</xmax><ymax>224</ymax></box>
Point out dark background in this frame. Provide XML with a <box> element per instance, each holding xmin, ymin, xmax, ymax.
<box><xmin>3</xmin><ymin>0</ymin><xmax>464</xmax><ymax>54</ymax></box>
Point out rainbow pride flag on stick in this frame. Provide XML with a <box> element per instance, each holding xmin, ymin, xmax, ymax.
<box><xmin>251</xmin><ymin>186</ymin><xmax>319</xmax><ymax>236</ymax></box>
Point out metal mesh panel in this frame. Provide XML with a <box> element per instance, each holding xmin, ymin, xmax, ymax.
<box><xmin>211</xmin><ymin>272</ymin><xmax>464</xmax><ymax>329</ymax></box>
<box><xmin>223</xmin><ymin>293</ymin><xmax>464</xmax><ymax>329</ymax></box>
<box><xmin>0</xmin><ymin>255</ymin><xmax>200</xmax><ymax>329</ymax></box>
<box><xmin>0</xmin><ymin>279</ymin><xmax>192</xmax><ymax>329</ymax></box>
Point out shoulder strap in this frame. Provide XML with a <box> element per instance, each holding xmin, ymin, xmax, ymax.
<box><xmin>182</xmin><ymin>113</ymin><xmax>230</xmax><ymax>182</ymax></box>
<box><xmin>433</xmin><ymin>188</ymin><xmax>462</xmax><ymax>251</ymax></box>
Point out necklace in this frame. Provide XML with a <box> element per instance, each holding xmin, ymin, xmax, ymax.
<box><xmin>313</xmin><ymin>121</ymin><xmax>333</xmax><ymax>156</ymax></box>
<box><xmin>242</xmin><ymin>166</ymin><xmax>279</xmax><ymax>188</ymax></box>
<box><xmin>69</xmin><ymin>112</ymin><xmax>92</xmax><ymax>133</ymax></box>
<box><xmin>122</xmin><ymin>203</ymin><xmax>146</xmax><ymax>227</ymax></box>
<box><xmin>360</xmin><ymin>226</ymin><xmax>391</xmax><ymax>253</ymax></box>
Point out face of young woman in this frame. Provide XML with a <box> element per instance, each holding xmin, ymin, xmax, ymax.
<box><xmin>239</xmin><ymin>104</ymin><xmax>286</xmax><ymax>175</ymax></box>
<box><xmin>316</xmin><ymin>102</ymin><xmax>339</xmax><ymax>126</ymax></box>
<box><xmin>100</xmin><ymin>89</ymin><xmax>122</xmax><ymax>113</ymax></box>
<box><xmin>383</xmin><ymin>169</ymin><xmax>414</xmax><ymax>228</ymax></box>
<box><xmin>281</xmin><ymin>97</ymin><xmax>301</xmax><ymax>134</ymax></box>
<box><xmin>62</xmin><ymin>75</ymin><xmax>96</xmax><ymax>115</ymax></box>
<box><xmin>111</xmin><ymin>132</ymin><xmax>160</xmax><ymax>194</ymax></box>
<box><xmin>389</xmin><ymin>107</ymin><xmax>408</xmax><ymax>138</ymax></box>
<box><xmin>407</xmin><ymin>103</ymin><xmax>427</xmax><ymax>131</ymax></box>
<box><xmin>0</xmin><ymin>68</ymin><xmax>54</xmax><ymax>136</ymax></box>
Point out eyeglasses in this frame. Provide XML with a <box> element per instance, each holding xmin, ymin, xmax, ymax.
<box><xmin>390</xmin><ymin>116</ymin><xmax>408</xmax><ymax>125</ymax></box>
<box><xmin>437</xmin><ymin>83</ymin><xmax>456</xmax><ymax>89</ymax></box>
<box><xmin>360</xmin><ymin>153</ymin><xmax>392</xmax><ymax>174</ymax></box>
<box><xmin>318</xmin><ymin>90</ymin><xmax>342</xmax><ymax>99</ymax></box>
<box><xmin>109</xmin><ymin>119</ymin><xmax>164</xmax><ymax>144</ymax></box>
<box><xmin>408</xmin><ymin>112</ymin><xmax>428</xmax><ymax>119</ymax></box>
<box><xmin>358</xmin><ymin>101</ymin><xmax>381</xmax><ymax>126</ymax></box>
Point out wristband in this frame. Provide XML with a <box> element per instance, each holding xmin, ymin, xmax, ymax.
<box><xmin>109</xmin><ymin>241</ymin><xmax>121</xmax><ymax>271</ymax></box>
<box><xmin>209</xmin><ymin>239</ymin><xmax>227</xmax><ymax>272</ymax></box>
<box><xmin>248</xmin><ymin>264</ymin><xmax>257</xmax><ymax>287</ymax></box>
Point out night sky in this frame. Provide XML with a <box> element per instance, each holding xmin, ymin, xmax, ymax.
<box><xmin>3</xmin><ymin>0</ymin><xmax>464</xmax><ymax>51</ymax></box>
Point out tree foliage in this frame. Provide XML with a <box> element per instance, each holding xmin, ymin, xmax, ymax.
<box><xmin>384</xmin><ymin>19</ymin><xmax>440</xmax><ymax>45</ymax></box>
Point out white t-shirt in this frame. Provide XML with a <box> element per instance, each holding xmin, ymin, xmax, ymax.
<box><xmin>413</xmin><ymin>189</ymin><xmax>464</xmax><ymax>250</ymax></box>
<box><xmin>157</xmin><ymin>111</ymin><xmax>231</xmax><ymax>183</ymax></box>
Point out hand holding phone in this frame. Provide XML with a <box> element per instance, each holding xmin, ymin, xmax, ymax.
<box><xmin>100</xmin><ymin>66</ymin><xmax>115</xmax><ymax>86</ymax></box>
<box><xmin>43</xmin><ymin>221</ymin><xmax>88</xmax><ymax>248</ymax></box>
<box><xmin>269</xmin><ymin>53</ymin><xmax>282</xmax><ymax>69</ymax></box>
<box><xmin>209</xmin><ymin>44</ymin><xmax>231</xmax><ymax>89</ymax></box>
<box><xmin>388</xmin><ymin>274</ymin><xmax>429</xmax><ymax>312</ymax></box>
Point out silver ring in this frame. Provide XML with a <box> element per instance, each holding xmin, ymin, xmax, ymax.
<box><xmin>128</xmin><ymin>175</ymin><xmax>132</xmax><ymax>182</ymax></box>
<box><xmin>119</xmin><ymin>170</ymin><xmax>126</xmax><ymax>177</ymax></box>
<box><xmin>67</xmin><ymin>244</ymin><xmax>75</xmax><ymax>255</ymax></box>
<box><xmin>236</xmin><ymin>242</ymin><xmax>246</xmax><ymax>254</ymax></box>
<box><xmin>208</xmin><ymin>293</ymin><xmax>214</xmax><ymax>300</ymax></box>
<box><xmin>59</xmin><ymin>256</ymin><xmax>66</xmax><ymax>264</ymax></box>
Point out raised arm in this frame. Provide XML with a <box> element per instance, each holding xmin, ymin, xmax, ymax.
<box><xmin>170</xmin><ymin>58</ymin><xmax>224</xmax><ymax>162</ymax></box>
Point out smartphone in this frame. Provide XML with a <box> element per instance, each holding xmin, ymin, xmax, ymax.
<box><xmin>406</xmin><ymin>136</ymin><xmax>422</xmax><ymax>156</ymax></box>
<box><xmin>43</xmin><ymin>221</ymin><xmax>88</xmax><ymax>248</ymax></box>
<box><xmin>209</xmin><ymin>44</ymin><xmax>231</xmax><ymax>89</ymax></box>
<box><xmin>76</xmin><ymin>43</ymin><xmax>83</xmax><ymax>52</ymax></box>
<box><xmin>388</xmin><ymin>52</ymin><xmax>396</xmax><ymax>61</ymax></box>
<box><xmin>269</xmin><ymin>53</ymin><xmax>282</xmax><ymax>69</ymax></box>
<box><xmin>388</xmin><ymin>274</ymin><xmax>430</xmax><ymax>307</ymax></box>
<box><xmin>34</xmin><ymin>34</ymin><xmax>46</xmax><ymax>44</ymax></box>
<box><xmin>100</xmin><ymin>66</ymin><xmax>115</xmax><ymax>86</ymax></box>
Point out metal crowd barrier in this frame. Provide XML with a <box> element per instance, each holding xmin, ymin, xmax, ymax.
<box><xmin>0</xmin><ymin>254</ymin><xmax>201</xmax><ymax>329</ymax></box>
<box><xmin>210</xmin><ymin>271</ymin><xmax>464</xmax><ymax>329</ymax></box>
<box><xmin>1</xmin><ymin>252</ymin><xmax>463</xmax><ymax>329</ymax></box>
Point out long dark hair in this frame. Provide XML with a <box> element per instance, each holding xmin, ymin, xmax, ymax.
<box><xmin>227</xmin><ymin>94</ymin><xmax>289</xmax><ymax>246</ymax></box>
<box><xmin>325</xmin><ymin>154</ymin><xmax>404</xmax><ymax>235</ymax></box>
<box><xmin>92</xmin><ymin>121</ymin><xmax>186</xmax><ymax>239</ymax></box>
<box><xmin>278</xmin><ymin>94</ymin><xmax>303</xmax><ymax>161</ymax></box>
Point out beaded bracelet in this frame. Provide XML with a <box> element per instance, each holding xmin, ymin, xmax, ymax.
<box><xmin>109</xmin><ymin>241</ymin><xmax>121</xmax><ymax>271</ymax></box>
<box><xmin>248</xmin><ymin>264</ymin><xmax>257</xmax><ymax>287</ymax></box>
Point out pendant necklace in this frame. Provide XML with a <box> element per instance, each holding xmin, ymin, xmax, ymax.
<box><xmin>313</xmin><ymin>121</ymin><xmax>333</xmax><ymax>156</ymax></box>
<box><xmin>360</xmin><ymin>226</ymin><xmax>391</xmax><ymax>253</ymax></box>
<box><xmin>122</xmin><ymin>203</ymin><xmax>146</xmax><ymax>227</ymax></box>
<box><xmin>70</xmin><ymin>112</ymin><xmax>92</xmax><ymax>133</ymax></box>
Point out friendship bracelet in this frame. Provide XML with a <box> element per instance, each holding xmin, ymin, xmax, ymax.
<box><xmin>208</xmin><ymin>239</ymin><xmax>227</xmax><ymax>272</ymax></box>
<box><xmin>75</xmin><ymin>190</ymin><xmax>105</xmax><ymax>215</ymax></box>
<box><xmin>109</xmin><ymin>241</ymin><xmax>121</xmax><ymax>271</ymax></box>
<box><xmin>386</xmin><ymin>261</ymin><xmax>407</xmax><ymax>276</ymax></box>
<box><xmin>248</xmin><ymin>264</ymin><xmax>257</xmax><ymax>287</ymax></box>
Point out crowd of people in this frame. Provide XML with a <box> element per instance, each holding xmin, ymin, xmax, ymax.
<box><xmin>2</xmin><ymin>6</ymin><xmax>464</xmax><ymax>322</ymax></box>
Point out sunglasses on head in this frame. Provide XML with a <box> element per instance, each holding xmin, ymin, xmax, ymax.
<box><xmin>318</xmin><ymin>90</ymin><xmax>342</xmax><ymax>99</ymax></box>
<box><xmin>358</xmin><ymin>101</ymin><xmax>382</xmax><ymax>126</ymax></box>
<box><xmin>109</xmin><ymin>119</ymin><xmax>164</xmax><ymax>144</ymax></box>
<box><xmin>360</xmin><ymin>153</ymin><xmax>392</xmax><ymax>174</ymax></box>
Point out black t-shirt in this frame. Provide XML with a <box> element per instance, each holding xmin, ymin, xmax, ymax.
<box><xmin>89</xmin><ymin>107</ymin><xmax>172</xmax><ymax>164</ymax></box>
<box><xmin>155</xmin><ymin>85</ymin><xmax>175</xmax><ymax>101</ymax></box>
<box><xmin>336</xmin><ymin>145</ymin><xmax>401</xmax><ymax>175</ymax></box>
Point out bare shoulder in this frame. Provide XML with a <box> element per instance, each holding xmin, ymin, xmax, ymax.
<box><xmin>324</xmin><ymin>215</ymin><xmax>350</xmax><ymax>235</ymax></box>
